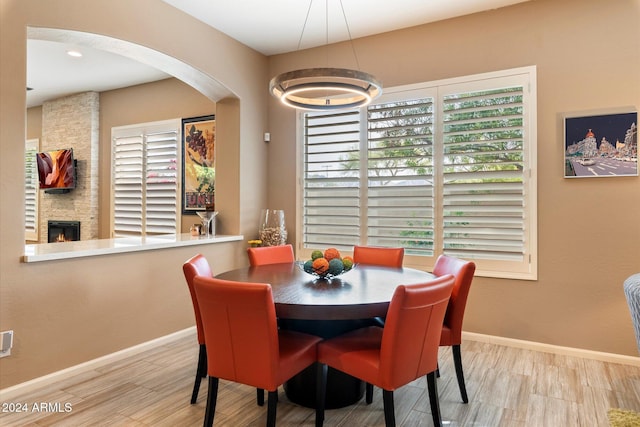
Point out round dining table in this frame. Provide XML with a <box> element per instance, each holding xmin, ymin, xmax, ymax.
<box><xmin>215</xmin><ymin>262</ymin><xmax>435</xmax><ymax>409</ymax></box>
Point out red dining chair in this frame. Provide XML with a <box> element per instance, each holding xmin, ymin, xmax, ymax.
<box><xmin>193</xmin><ymin>275</ymin><xmax>322</xmax><ymax>427</ymax></box>
<box><xmin>433</xmin><ymin>255</ymin><xmax>476</xmax><ymax>403</ymax></box>
<box><xmin>354</xmin><ymin>244</ymin><xmax>405</xmax><ymax>392</ymax></box>
<box><xmin>247</xmin><ymin>244</ymin><xmax>295</xmax><ymax>266</ymax></box>
<box><xmin>182</xmin><ymin>254</ymin><xmax>213</xmax><ymax>404</ymax></box>
<box><xmin>353</xmin><ymin>245</ymin><xmax>404</xmax><ymax>268</ymax></box>
<box><xmin>183</xmin><ymin>254</ymin><xmax>266</xmax><ymax>406</ymax></box>
<box><xmin>315</xmin><ymin>274</ymin><xmax>454</xmax><ymax>427</ymax></box>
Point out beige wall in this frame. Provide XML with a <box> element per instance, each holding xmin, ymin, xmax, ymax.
<box><xmin>0</xmin><ymin>0</ymin><xmax>269</xmax><ymax>388</ymax></box>
<box><xmin>268</xmin><ymin>0</ymin><xmax>640</xmax><ymax>356</ymax></box>
<box><xmin>1</xmin><ymin>0</ymin><xmax>638</xmax><ymax>392</ymax></box>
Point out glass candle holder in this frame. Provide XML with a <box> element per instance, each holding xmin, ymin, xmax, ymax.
<box><xmin>196</xmin><ymin>211</ymin><xmax>218</xmax><ymax>237</ymax></box>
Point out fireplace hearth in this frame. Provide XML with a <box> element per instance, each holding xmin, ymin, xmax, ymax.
<box><xmin>48</xmin><ymin>220</ymin><xmax>81</xmax><ymax>243</ymax></box>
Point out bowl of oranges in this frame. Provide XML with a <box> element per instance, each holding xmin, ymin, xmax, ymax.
<box><xmin>299</xmin><ymin>247</ymin><xmax>355</xmax><ymax>280</ymax></box>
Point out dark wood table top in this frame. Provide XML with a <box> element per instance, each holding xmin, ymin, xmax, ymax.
<box><xmin>215</xmin><ymin>262</ymin><xmax>435</xmax><ymax>320</ymax></box>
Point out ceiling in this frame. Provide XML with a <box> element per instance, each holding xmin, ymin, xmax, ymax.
<box><xmin>26</xmin><ymin>0</ymin><xmax>529</xmax><ymax>108</ymax></box>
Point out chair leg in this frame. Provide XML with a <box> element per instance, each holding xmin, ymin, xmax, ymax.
<box><xmin>366</xmin><ymin>383</ymin><xmax>373</xmax><ymax>404</ymax></box>
<box><xmin>316</xmin><ymin>363</ymin><xmax>328</xmax><ymax>427</ymax></box>
<box><xmin>382</xmin><ymin>389</ymin><xmax>395</xmax><ymax>427</ymax></box>
<box><xmin>426</xmin><ymin>371</ymin><xmax>442</xmax><ymax>427</ymax></box>
<box><xmin>266</xmin><ymin>390</ymin><xmax>278</xmax><ymax>427</ymax></box>
<box><xmin>191</xmin><ymin>344</ymin><xmax>207</xmax><ymax>404</ymax></box>
<box><xmin>257</xmin><ymin>388</ymin><xmax>265</xmax><ymax>406</ymax></box>
<box><xmin>203</xmin><ymin>377</ymin><xmax>219</xmax><ymax>427</ymax></box>
<box><xmin>436</xmin><ymin>361</ymin><xmax>440</xmax><ymax>378</ymax></box>
<box><xmin>452</xmin><ymin>344</ymin><xmax>468</xmax><ymax>403</ymax></box>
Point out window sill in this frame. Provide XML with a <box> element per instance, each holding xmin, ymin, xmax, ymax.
<box><xmin>22</xmin><ymin>233</ymin><xmax>243</xmax><ymax>263</ymax></box>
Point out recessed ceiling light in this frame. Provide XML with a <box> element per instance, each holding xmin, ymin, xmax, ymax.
<box><xmin>66</xmin><ymin>50</ymin><xmax>83</xmax><ymax>58</ymax></box>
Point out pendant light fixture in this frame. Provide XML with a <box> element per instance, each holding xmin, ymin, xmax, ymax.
<box><xmin>269</xmin><ymin>0</ymin><xmax>382</xmax><ymax>111</ymax></box>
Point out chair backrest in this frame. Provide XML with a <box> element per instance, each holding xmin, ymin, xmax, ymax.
<box><xmin>182</xmin><ymin>254</ymin><xmax>213</xmax><ymax>345</ymax></box>
<box><xmin>433</xmin><ymin>255</ymin><xmax>476</xmax><ymax>343</ymax></box>
<box><xmin>353</xmin><ymin>245</ymin><xmax>404</xmax><ymax>268</ymax></box>
<box><xmin>624</xmin><ymin>273</ymin><xmax>640</xmax><ymax>354</ymax></box>
<box><xmin>193</xmin><ymin>275</ymin><xmax>281</xmax><ymax>390</ymax></box>
<box><xmin>378</xmin><ymin>274</ymin><xmax>455</xmax><ymax>389</ymax></box>
<box><xmin>247</xmin><ymin>244</ymin><xmax>295</xmax><ymax>266</ymax></box>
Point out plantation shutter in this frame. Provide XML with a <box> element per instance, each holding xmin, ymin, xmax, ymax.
<box><xmin>303</xmin><ymin>110</ymin><xmax>361</xmax><ymax>250</ymax></box>
<box><xmin>111</xmin><ymin>119</ymin><xmax>180</xmax><ymax>237</ymax></box>
<box><xmin>440</xmin><ymin>80</ymin><xmax>529</xmax><ymax>265</ymax></box>
<box><xmin>145</xmin><ymin>130</ymin><xmax>178</xmax><ymax>234</ymax></box>
<box><xmin>367</xmin><ymin>98</ymin><xmax>435</xmax><ymax>255</ymax></box>
<box><xmin>300</xmin><ymin>67</ymin><xmax>537</xmax><ymax>279</ymax></box>
<box><xmin>25</xmin><ymin>138</ymin><xmax>39</xmax><ymax>241</ymax></box>
<box><xmin>113</xmin><ymin>134</ymin><xmax>144</xmax><ymax>236</ymax></box>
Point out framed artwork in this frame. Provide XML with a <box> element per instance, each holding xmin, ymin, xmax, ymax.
<box><xmin>564</xmin><ymin>109</ymin><xmax>637</xmax><ymax>178</ymax></box>
<box><xmin>182</xmin><ymin>115</ymin><xmax>215</xmax><ymax>213</ymax></box>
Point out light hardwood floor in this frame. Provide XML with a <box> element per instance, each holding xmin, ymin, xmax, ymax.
<box><xmin>1</xmin><ymin>331</ymin><xmax>639</xmax><ymax>426</ymax></box>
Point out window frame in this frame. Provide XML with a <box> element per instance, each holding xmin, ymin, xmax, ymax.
<box><xmin>296</xmin><ymin>66</ymin><xmax>538</xmax><ymax>280</ymax></box>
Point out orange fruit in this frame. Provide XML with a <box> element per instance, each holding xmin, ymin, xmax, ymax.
<box><xmin>324</xmin><ymin>248</ymin><xmax>341</xmax><ymax>262</ymax></box>
<box><xmin>312</xmin><ymin>258</ymin><xmax>329</xmax><ymax>275</ymax></box>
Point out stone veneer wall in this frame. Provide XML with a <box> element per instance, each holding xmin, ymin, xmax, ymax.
<box><xmin>39</xmin><ymin>92</ymin><xmax>99</xmax><ymax>243</ymax></box>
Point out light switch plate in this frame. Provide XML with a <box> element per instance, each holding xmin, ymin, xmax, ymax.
<box><xmin>0</xmin><ymin>330</ymin><xmax>14</xmax><ymax>357</ymax></box>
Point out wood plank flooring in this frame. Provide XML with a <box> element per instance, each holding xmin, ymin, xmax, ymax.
<box><xmin>1</xmin><ymin>331</ymin><xmax>639</xmax><ymax>426</ymax></box>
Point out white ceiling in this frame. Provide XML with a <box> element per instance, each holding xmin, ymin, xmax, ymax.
<box><xmin>26</xmin><ymin>0</ymin><xmax>529</xmax><ymax>108</ymax></box>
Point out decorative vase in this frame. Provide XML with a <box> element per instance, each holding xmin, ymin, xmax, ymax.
<box><xmin>259</xmin><ymin>209</ymin><xmax>287</xmax><ymax>246</ymax></box>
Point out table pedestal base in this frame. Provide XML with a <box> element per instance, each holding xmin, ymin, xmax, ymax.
<box><xmin>284</xmin><ymin>363</ymin><xmax>364</xmax><ymax>409</ymax></box>
<box><xmin>280</xmin><ymin>318</ymin><xmax>370</xmax><ymax>409</ymax></box>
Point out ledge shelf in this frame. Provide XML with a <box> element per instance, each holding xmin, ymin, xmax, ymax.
<box><xmin>23</xmin><ymin>233</ymin><xmax>243</xmax><ymax>263</ymax></box>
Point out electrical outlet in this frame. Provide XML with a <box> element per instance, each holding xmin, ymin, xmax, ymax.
<box><xmin>0</xmin><ymin>330</ymin><xmax>14</xmax><ymax>358</ymax></box>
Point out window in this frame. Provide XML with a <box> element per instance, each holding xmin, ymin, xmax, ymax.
<box><xmin>300</xmin><ymin>67</ymin><xmax>537</xmax><ymax>279</ymax></box>
<box><xmin>25</xmin><ymin>138</ymin><xmax>39</xmax><ymax>241</ymax></box>
<box><xmin>111</xmin><ymin>119</ymin><xmax>181</xmax><ymax>237</ymax></box>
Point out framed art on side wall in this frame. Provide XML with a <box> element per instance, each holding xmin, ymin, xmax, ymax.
<box><xmin>182</xmin><ymin>115</ymin><xmax>215</xmax><ymax>213</ymax></box>
<box><xmin>564</xmin><ymin>109</ymin><xmax>637</xmax><ymax>178</ymax></box>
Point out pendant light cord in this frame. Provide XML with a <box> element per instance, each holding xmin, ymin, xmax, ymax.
<box><xmin>296</xmin><ymin>0</ymin><xmax>361</xmax><ymax>71</ymax></box>
<box><xmin>339</xmin><ymin>0</ymin><xmax>361</xmax><ymax>71</ymax></box>
<box><xmin>296</xmin><ymin>1</ymin><xmax>314</xmax><ymax>51</ymax></box>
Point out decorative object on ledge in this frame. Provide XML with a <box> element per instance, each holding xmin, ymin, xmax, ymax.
<box><xmin>564</xmin><ymin>108</ymin><xmax>637</xmax><ymax>178</ymax></box>
<box><xmin>258</xmin><ymin>209</ymin><xmax>287</xmax><ymax>246</ymax></box>
<box><xmin>248</xmin><ymin>239</ymin><xmax>262</xmax><ymax>248</ymax></box>
<box><xmin>269</xmin><ymin>0</ymin><xmax>382</xmax><ymax>111</ymax></box>
<box><xmin>182</xmin><ymin>115</ymin><xmax>215</xmax><ymax>213</ymax></box>
<box><xmin>299</xmin><ymin>247</ymin><xmax>355</xmax><ymax>280</ymax></box>
<box><xmin>196</xmin><ymin>210</ymin><xmax>218</xmax><ymax>237</ymax></box>
<box><xmin>190</xmin><ymin>224</ymin><xmax>202</xmax><ymax>236</ymax></box>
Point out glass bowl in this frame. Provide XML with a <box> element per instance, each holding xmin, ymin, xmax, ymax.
<box><xmin>297</xmin><ymin>261</ymin><xmax>356</xmax><ymax>280</ymax></box>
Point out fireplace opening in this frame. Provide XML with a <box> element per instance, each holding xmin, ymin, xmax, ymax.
<box><xmin>48</xmin><ymin>221</ymin><xmax>80</xmax><ymax>243</ymax></box>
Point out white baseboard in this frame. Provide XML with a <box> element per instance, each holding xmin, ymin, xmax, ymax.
<box><xmin>2</xmin><ymin>328</ymin><xmax>638</xmax><ymax>401</ymax></box>
<box><xmin>463</xmin><ymin>331</ymin><xmax>640</xmax><ymax>367</ymax></box>
<box><xmin>0</xmin><ymin>327</ymin><xmax>196</xmax><ymax>401</ymax></box>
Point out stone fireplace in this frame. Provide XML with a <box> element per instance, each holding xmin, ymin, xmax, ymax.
<box><xmin>48</xmin><ymin>221</ymin><xmax>81</xmax><ymax>243</ymax></box>
<box><xmin>39</xmin><ymin>92</ymin><xmax>99</xmax><ymax>243</ymax></box>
